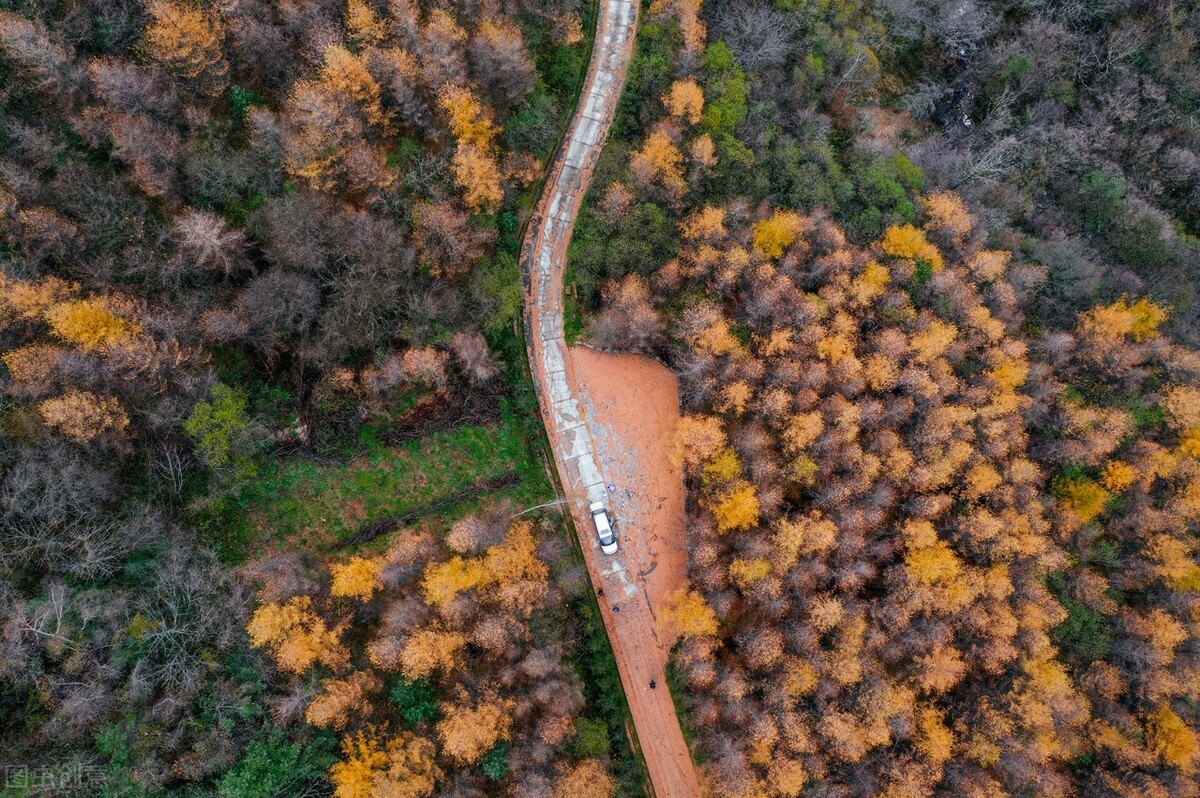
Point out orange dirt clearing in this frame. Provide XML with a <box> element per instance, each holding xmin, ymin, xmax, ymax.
<box><xmin>570</xmin><ymin>345</ymin><xmax>688</xmax><ymax>658</ymax></box>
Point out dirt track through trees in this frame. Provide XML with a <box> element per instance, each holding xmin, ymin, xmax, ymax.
<box><xmin>520</xmin><ymin>1</ymin><xmax>702</xmax><ymax>795</ymax></box>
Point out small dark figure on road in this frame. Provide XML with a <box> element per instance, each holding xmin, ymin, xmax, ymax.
<box><xmin>613</xmin><ymin>605</ymin><xmax>620</xmax><ymax>612</ymax></box>
<box><xmin>649</xmin><ymin>680</ymin><xmax>656</xmax><ymax>689</ymax></box>
<box><xmin>597</xmin><ymin>588</ymin><xmax>604</xmax><ymax>596</ymax></box>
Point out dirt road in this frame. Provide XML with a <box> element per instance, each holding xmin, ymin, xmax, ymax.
<box><xmin>520</xmin><ymin>2</ymin><xmax>703</xmax><ymax>796</ymax></box>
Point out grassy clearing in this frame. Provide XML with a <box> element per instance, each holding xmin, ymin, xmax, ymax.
<box><xmin>666</xmin><ymin>653</ymin><xmax>706</xmax><ymax>765</ymax></box>
<box><xmin>205</xmin><ymin>406</ymin><xmax>553</xmax><ymax>561</ymax></box>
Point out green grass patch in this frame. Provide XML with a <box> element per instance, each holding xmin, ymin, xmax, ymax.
<box><xmin>665</xmin><ymin>653</ymin><xmax>706</xmax><ymax>764</ymax></box>
<box><xmin>563</xmin><ymin>285</ymin><xmax>585</xmax><ymax>344</ymax></box>
<box><xmin>568</xmin><ymin>596</ymin><xmax>647</xmax><ymax>797</ymax></box>
<box><xmin>205</xmin><ymin>411</ymin><xmax>552</xmax><ymax>560</ymax></box>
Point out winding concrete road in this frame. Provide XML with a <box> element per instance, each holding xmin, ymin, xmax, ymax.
<box><xmin>520</xmin><ymin>2</ymin><xmax>703</xmax><ymax>796</ymax></box>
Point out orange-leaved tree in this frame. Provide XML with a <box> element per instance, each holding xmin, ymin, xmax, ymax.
<box><xmin>629</xmin><ymin>130</ymin><xmax>686</xmax><ymax>197</ymax></box>
<box><xmin>143</xmin><ymin>0</ymin><xmax>228</xmax><ymax>97</ymax></box>
<box><xmin>663</xmin><ymin>79</ymin><xmax>704</xmax><ymax>124</ymax></box>
<box><xmin>435</xmin><ymin>689</ymin><xmax>514</xmax><ymax>765</ymax></box>
<box><xmin>329</xmin><ymin>726</ymin><xmax>440</xmax><ymax>798</ymax></box>
<box><xmin>662</xmin><ymin>588</ymin><xmax>719</xmax><ymax>639</ymax></box>
<box><xmin>306</xmin><ymin>671</ymin><xmax>382</xmax><ymax>730</ymax></box>
<box><xmin>247</xmin><ymin>595</ymin><xmax>349</xmax><ymax>674</ymax></box>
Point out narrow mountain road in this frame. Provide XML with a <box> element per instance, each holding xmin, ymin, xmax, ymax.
<box><xmin>520</xmin><ymin>2</ymin><xmax>703</xmax><ymax>796</ymax></box>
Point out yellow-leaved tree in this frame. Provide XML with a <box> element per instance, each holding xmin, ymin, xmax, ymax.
<box><xmin>1054</xmin><ymin>477</ymin><xmax>1111</xmax><ymax>524</ymax></box>
<box><xmin>398</xmin><ymin>626</ymin><xmax>466</xmax><ymax>680</ymax></box>
<box><xmin>729</xmin><ymin>557</ymin><xmax>772</xmax><ymax>589</ymax></box>
<box><xmin>440</xmin><ymin>86</ymin><xmax>496</xmax><ymax>148</ymax></box>
<box><xmin>247</xmin><ymin>596</ymin><xmax>349</xmax><ymax>674</ymax></box>
<box><xmin>439</xmin><ymin>86</ymin><xmax>503</xmax><ymax>211</ymax></box>
<box><xmin>330</xmin><ymin>556</ymin><xmax>383</xmax><ymax>602</ymax></box>
<box><xmin>436</xmin><ymin>691</ymin><xmax>514</xmax><ymax>765</ymax></box>
<box><xmin>662</xmin><ymin>588</ymin><xmax>719</xmax><ymax>639</ymax></box>
<box><xmin>482</xmin><ymin>520</ymin><xmax>549</xmax><ymax>616</ymax></box>
<box><xmin>3</xmin><ymin>343</ymin><xmax>65</xmax><ymax>395</ymax></box>
<box><xmin>553</xmin><ymin>758</ymin><xmax>617</xmax><ymax>798</ymax></box>
<box><xmin>679</xmin><ymin>206</ymin><xmax>726</xmax><ymax>242</ymax></box>
<box><xmin>649</xmin><ymin>0</ymin><xmax>705</xmax><ymax>52</ymax></box>
<box><xmin>914</xmin><ymin>705</ymin><xmax>955</xmax><ymax>766</ymax></box>
<box><xmin>45</xmin><ymin>299</ymin><xmax>139</xmax><ymax>350</ymax></box>
<box><xmin>143</xmin><ymin>0</ymin><xmax>229</xmax><ymax>97</ymax></box>
<box><xmin>880</xmin><ymin>224</ymin><xmax>944</xmax><ymax>271</ymax></box>
<box><xmin>1100</xmin><ymin>460</ymin><xmax>1137</xmax><ymax>492</ymax></box>
<box><xmin>922</xmin><ymin>190</ymin><xmax>972</xmax><ymax>244</ymax></box>
<box><xmin>319</xmin><ymin>45</ymin><xmax>390</xmax><ymax>129</ymax></box>
<box><xmin>710</xmin><ymin>481</ymin><xmax>760</xmax><ymax>532</ymax></box>
<box><xmin>420</xmin><ymin>556</ymin><xmax>489</xmax><ymax>610</ymax></box>
<box><xmin>419</xmin><ymin>521</ymin><xmax>549</xmax><ymax>614</ymax></box>
<box><xmin>752</xmin><ymin>210</ymin><xmax>804</xmax><ymax>259</ymax></box>
<box><xmin>0</xmin><ymin>273</ymin><xmax>76</xmax><ymax>329</ymax></box>
<box><xmin>329</xmin><ymin>727</ymin><xmax>440</xmax><ymax>798</ymax></box>
<box><xmin>450</xmin><ymin>144</ymin><xmax>504</xmax><ymax>211</ymax></box>
<box><xmin>675</xmin><ymin>414</ymin><xmax>727</xmax><ymax>473</ymax></box>
<box><xmin>282</xmin><ymin>45</ymin><xmax>393</xmax><ymax>195</ymax></box>
<box><xmin>1079</xmin><ymin>296</ymin><xmax>1168</xmax><ymax>342</ymax></box>
<box><xmin>344</xmin><ymin>0</ymin><xmax>385</xmax><ymax>47</ymax></box>
<box><xmin>1147</xmin><ymin>705</ymin><xmax>1198</xmax><ymax>773</ymax></box>
<box><xmin>774</xmin><ymin>512</ymin><xmax>838</xmax><ymax>564</ymax></box>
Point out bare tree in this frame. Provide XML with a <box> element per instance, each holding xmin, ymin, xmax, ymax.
<box><xmin>0</xmin><ymin>11</ymin><xmax>85</xmax><ymax>102</ymax></box>
<box><xmin>712</xmin><ymin>1</ymin><xmax>798</xmax><ymax>71</ymax></box>
<box><xmin>171</xmin><ymin>208</ymin><xmax>248</xmax><ymax>276</ymax></box>
<box><xmin>88</xmin><ymin>58</ymin><xmax>179</xmax><ymax>120</ymax></box>
<box><xmin>588</xmin><ymin>274</ymin><xmax>665</xmax><ymax>353</ymax></box>
<box><xmin>238</xmin><ymin>269</ymin><xmax>321</xmax><ymax>347</ymax></box>
<box><xmin>450</xmin><ymin>330</ymin><xmax>500</xmax><ymax>385</ymax></box>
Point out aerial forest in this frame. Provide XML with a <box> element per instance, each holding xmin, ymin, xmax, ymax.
<box><xmin>576</xmin><ymin>0</ymin><xmax>1200</xmax><ymax>796</ymax></box>
<box><xmin>0</xmin><ymin>0</ymin><xmax>633</xmax><ymax>795</ymax></box>
<box><xmin>2</xmin><ymin>0</ymin><xmax>1199</xmax><ymax>796</ymax></box>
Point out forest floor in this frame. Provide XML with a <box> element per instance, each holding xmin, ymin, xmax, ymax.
<box><xmin>521</xmin><ymin>0</ymin><xmax>703</xmax><ymax>795</ymax></box>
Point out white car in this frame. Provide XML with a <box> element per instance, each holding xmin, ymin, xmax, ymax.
<box><xmin>589</xmin><ymin>501</ymin><xmax>619</xmax><ymax>555</ymax></box>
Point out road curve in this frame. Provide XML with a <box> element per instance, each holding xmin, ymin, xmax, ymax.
<box><xmin>520</xmin><ymin>2</ymin><xmax>703</xmax><ymax>796</ymax></box>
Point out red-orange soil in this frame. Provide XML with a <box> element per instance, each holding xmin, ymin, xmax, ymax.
<box><xmin>569</xmin><ymin>346</ymin><xmax>688</xmax><ymax>659</ymax></box>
